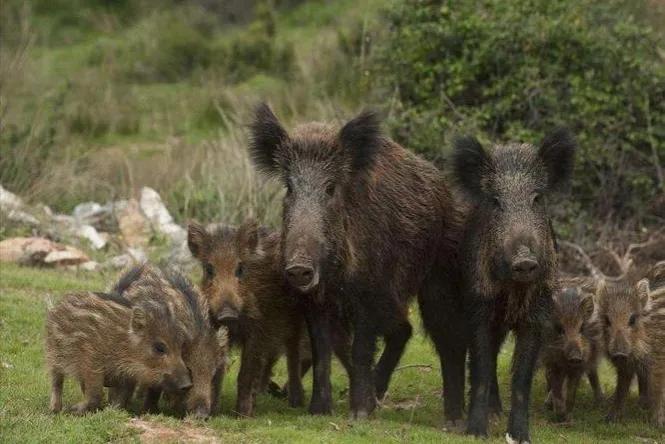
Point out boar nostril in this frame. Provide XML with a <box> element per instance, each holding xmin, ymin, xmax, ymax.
<box><xmin>193</xmin><ymin>405</ymin><xmax>210</xmax><ymax>419</ymax></box>
<box><xmin>286</xmin><ymin>265</ymin><xmax>315</xmax><ymax>288</ymax></box>
<box><xmin>511</xmin><ymin>258</ymin><xmax>539</xmax><ymax>275</ymax></box>
<box><xmin>217</xmin><ymin>306</ymin><xmax>239</xmax><ymax>325</ymax></box>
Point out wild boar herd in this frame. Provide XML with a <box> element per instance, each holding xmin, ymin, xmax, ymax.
<box><xmin>45</xmin><ymin>105</ymin><xmax>664</xmax><ymax>442</ymax></box>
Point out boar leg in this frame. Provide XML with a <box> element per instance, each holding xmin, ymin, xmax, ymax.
<box><xmin>650</xmin><ymin>367</ymin><xmax>665</xmax><ymax>427</ymax></box>
<box><xmin>304</xmin><ymin>302</ymin><xmax>334</xmax><ymax>415</ymax></box>
<box><xmin>566</xmin><ymin>370</ymin><xmax>583</xmax><ymax>415</ymax></box>
<box><xmin>466</xmin><ymin>306</ymin><xmax>494</xmax><ymax>437</ymax></box>
<box><xmin>587</xmin><ymin>369</ymin><xmax>604</xmax><ymax>405</ymax></box>
<box><xmin>49</xmin><ymin>370</ymin><xmax>64</xmax><ymax>413</ymax></box>
<box><xmin>607</xmin><ymin>363</ymin><xmax>632</xmax><ymax>422</ymax></box>
<box><xmin>210</xmin><ymin>369</ymin><xmax>223</xmax><ymax>415</ymax></box>
<box><xmin>69</xmin><ymin>373</ymin><xmax>104</xmax><ymax>415</ymax></box>
<box><xmin>374</xmin><ymin>321</ymin><xmax>412</xmax><ymax>401</ymax></box>
<box><xmin>547</xmin><ymin>367</ymin><xmax>566</xmax><ymax>421</ymax></box>
<box><xmin>143</xmin><ymin>387</ymin><xmax>162</xmax><ymax>413</ymax></box>
<box><xmin>108</xmin><ymin>381</ymin><xmax>135</xmax><ymax>409</ymax></box>
<box><xmin>236</xmin><ymin>341</ymin><xmax>263</xmax><ymax>417</ymax></box>
<box><xmin>350</xmin><ymin>313</ymin><xmax>377</xmax><ymax>419</ymax></box>
<box><xmin>506</xmin><ymin>325</ymin><xmax>541</xmax><ymax>443</ymax></box>
<box><xmin>638</xmin><ymin>367</ymin><xmax>650</xmax><ymax>409</ymax></box>
<box><xmin>489</xmin><ymin>330</ymin><xmax>507</xmax><ymax>417</ymax></box>
<box><xmin>286</xmin><ymin>329</ymin><xmax>305</xmax><ymax>408</ymax></box>
<box><xmin>332</xmin><ymin>320</ymin><xmax>353</xmax><ymax>379</ymax></box>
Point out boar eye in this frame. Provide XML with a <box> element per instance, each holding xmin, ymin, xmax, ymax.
<box><xmin>603</xmin><ymin>315</ymin><xmax>611</xmax><ymax>326</ymax></box>
<box><xmin>153</xmin><ymin>342</ymin><xmax>167</xmax><ymax>355</ymax></box>
<box><xmin>628</xmin><ymin>314</ymin><xmax>638</xmax><ymax>327</ymax></box>
<box><xmin>325</xmin><ymin>182</ymin><xmax>336</xmax><ymax>197</ymax></box>
<box><xmin>491</xmin><ymin>196</ymin><xmax>503</xmax><ymax>210</ymax></box>
<box><xmin>235</xmin><ymin>262</ymin><xmax>244</xmax><ymax>279</ymax></box>
<box><xmin>204</xmin><ymin>263</ymin><xmax>215</xmax><ymax>279</ymax></box>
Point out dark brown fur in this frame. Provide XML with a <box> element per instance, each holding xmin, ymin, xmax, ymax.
<box><xmin>248</xmin><ymin>105</ymin><xmax>461</xmax><ymax>418</ymax></box>
<box><xmin>108</xmin><ymin>265</ymin><xmax>228</xmax><ymax>418</ymax></box>
<box><xmin>451</xmin><ymin>131</ymin><xmax>576</xmax><ymax>441</ymax></box>
<box><xmin>541</xmin><ymin>285</ymin><xmax>603</xmax><ymax>421</ymax></box>
<box><xmin>45</xmin><ymin>283</ymin><xmax>190</xmax><ymax>414</ymax></box>
<box><xmin>188</xmin><ymin>220</ymin><xmax>351</xmax><ymax>417</ymax></box>
<box><xmin>597</xmin><ymin>279</ymin><xmax>651</xmax><ymax>422</ymax></box>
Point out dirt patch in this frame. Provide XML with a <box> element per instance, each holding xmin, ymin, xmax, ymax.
<box><xmin>129</xmin><ymin>418</ymin><xmax>220</xmax><ymax>443</ymax></box>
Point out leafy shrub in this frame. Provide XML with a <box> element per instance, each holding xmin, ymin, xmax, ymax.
<box><xmin>377</xmin><ymin>0</ymin><xmax>665</xmax><ymax>221</ymax></box>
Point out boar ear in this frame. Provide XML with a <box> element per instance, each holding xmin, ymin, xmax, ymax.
<box><xmin>538</xmin><ymin>128</ymin><xmax>576</xmax><ymax>191</ymax></box>
<box><xmin>249</xmin><ymin>103</ymin><xmax>289</xmax><ymax>174</ymax></box>
<box><xmin>636</xmin><ymin>278</ymin><xmax>651</xmax><ymax>309</ymax></box>
<box><xmin>187</xmin><ymin>221</ymin><xmax>209</xmax><ymax>260</ymax></box>
<box><xmin>580</xmin><ymin>292</ymin><xmax>595</xmax><ymax>320</ymax></box>
<box><xmin>452</xmin><ymin>136</ymin><xmax>493</xmax><ymax>199</ymax></box>
<box><xmin>130</xmin><ymin>307</ymin><xmax>147</xmax><ymax>332</ymax></box>
<box><xmin>339</xmin><ymin>110</ymin><xmax>382</xmax><ymax>172</ymax></box>
<box><xmin>237</xmin><ymin>219</ymin><xmax>261</xmax><ymax>256</ymax></box>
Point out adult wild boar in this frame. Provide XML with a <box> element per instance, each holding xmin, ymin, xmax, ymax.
<box><xmin>248</xmin><ymin>105</ymin><xmax>462</xmax><ymax>418</ymax></box>
<box><xmin>451</xmin><ymin>130</ymin><xmax>576</xmax><ymax>442</ymax></box>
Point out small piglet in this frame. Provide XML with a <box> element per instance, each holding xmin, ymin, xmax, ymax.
<box><xmin>46</xmin><ymin>284</ymin><xmax>190</xmax><ymax>414</ymax></box>
<box><xmin>542</xmin><ymin>285</ymin><xmax>603</xmax><ymax>421</ymax></box>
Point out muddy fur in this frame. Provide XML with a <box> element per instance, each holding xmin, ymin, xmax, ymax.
<box><xmin>45</xmin><ymin>280</ymin><xmax>190</xmax><ymax>415</ymax></box>
<box><xmin>541</xmin><ymin>285</ymin><xmax>604</xmax><ymax>422</ymax></box>
<box><xmin>451</xmin><ymin>130</ymin><xmax>576</xmax><ymax>442</ymax></box>
<box><xmin>248</xmin><ymin>104</ymin><xmax>461</xmax><ymax>418</ymax></box>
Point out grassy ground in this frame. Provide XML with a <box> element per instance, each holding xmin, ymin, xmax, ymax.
<box><xmin>1</xmin><ymin>263</ymin><xmax>663</xmax><ymax>443</ymax></box>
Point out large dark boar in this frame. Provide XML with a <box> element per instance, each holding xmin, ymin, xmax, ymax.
<box><xmin>46</xmin><ymin>289</ymin><xmax>191</xmax><ymax>414</ymax></box>
<box><xmin>597</xmin><ymin>278</ymin><xmax>651</xmax><ymax>422</ymax></box>
<box><xmin>542</xmin><ymin>286</ymin><xmax>603</xmax><ymax>422</ymax></box>
<box><xmin>109</xmin><ymin>265</ymin><xmax>228</xmax><ymax>418</ymax></box>
<box><xmin>451</xmin><ymin>131</ymin><xmax>576</xmax><ymax>442</ymax></box>
<box><xmin>188</xmin><ymin>219</ymin><xmax>351</xmax><ymax>416</ymax></box>
<box><xmin>248</xmin><ymin>105</ymin><xmax>462</xmax><ymax>418</ymax></box>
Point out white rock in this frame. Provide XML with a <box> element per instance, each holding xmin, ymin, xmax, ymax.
<box><xmin>43</xmin><ymin>248</ymin><xmax>90</xmax><ymax>266</ymax></box>
<box><xmin>6</xmin><ymin>209</ymin><xmax>40</xmax><ymax>226</ymax></box>
<box><xmin>107</xmin><ymin>254</ymin><xmax>132</xmax><ymax>269</ymax></box>
<box><xmin>140</xmin><ymin>187</ymin><xmax>174</xmax><ymax>227</ymax></box>
<box><xmin>116</xmin><ymin>199</ymin><xmax>150</xmax><ymax>247</ymax></box>
<box><xmin>75</xmin><ymin>224</ymin><xmax>107</xmax><ymax>250</ymax></box>
<box><xmin>0</xmin><ymin>184</ymin><xmax>23</xmax><ymax>211</ymax></box>
<box><xmin>78</xmin><ymin>261</ymin><xmax>100</xmax><ymax>271</ymax></box>
<box><xmin>127</xmin><ymin>247</ymin><xmax>147</xmax><ymax>263</ymax></box>
<box><xmin>73</xmin><ymin>202</ymin><xmax>102</xmax><ymax>221</ymax></box>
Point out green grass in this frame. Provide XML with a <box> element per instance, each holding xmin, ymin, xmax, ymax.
<box><xmin>1</xmin><ymin>264</ymin><xmax>663</xmax><ymax>443</ymax></box>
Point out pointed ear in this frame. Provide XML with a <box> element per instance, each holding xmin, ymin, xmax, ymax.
<box><xmin>452</xmin><ymin>136</ymin><xmax>493</xmax><ymax>199</ymax></box>
<box><xmin>636</xmin><ymin>278</ymin><xmax>651</xmax><ymax>309</ymax></box>
<box><xmin>187</xmin><ymin>221</ymin><xmax>210</xmax><ymax>260</ymax></box>
<box><xmin>538</xmin><ymin>128</ymin><xmax>576</xmax><ymax>191</ymax></box>
<box><xmin>248</xmin><ymin>103</ymin><xmax>289</xmax><ymax>174</ymax></box>
<box><xmin>237</xmin><ymin>219</ymin><xmax>261</xmax><ymax>257</ymax></box>
<box><xmin>130</xmin><ymin>307</ymin><xmax>147</xmax><ymax>333</ymax></box>
<box><xmin>339</xmin><ymin>110</ymin><xmax>382</xmax><ymax>172</ymax></box>
<box><xmin>580</xmin><ymin>292</ymin><xmax>595</xmax><ymax>320</ymax></box>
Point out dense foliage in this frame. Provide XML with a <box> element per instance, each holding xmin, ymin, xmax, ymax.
<box><xmin>377</xmin><ymin>0</ymin><xmax>665</xmax><ymax>222</ymax></box>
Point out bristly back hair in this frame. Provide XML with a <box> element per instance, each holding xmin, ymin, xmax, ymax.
<box><xmin>113</xmin><ymin>264</ymin><xmax>147</xmax><ymax>295</ymax></box>
<box><xmin>248</xmin><ymin>103</ymin><xmax>289</xmax><ymax>175</ymax></box>
<box><xmin>164</xmin><ymin>269</ymin><xmax>206</xmax><ymax>328</ymax></box>
<box><xmin>339</xmin><ymin>109</ymin><xmax>383</xmax><ymax>172</ymax></box>
<box><xmin>93</xmin><ymin>291</ymin><xmax>132</xmax><ymax>308</ymax></box>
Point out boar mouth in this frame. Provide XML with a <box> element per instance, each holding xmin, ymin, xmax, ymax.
<box><xmin>285</xmin><ymin>263</ymin><xmax>320</xmax><ymax>294</ymax></box>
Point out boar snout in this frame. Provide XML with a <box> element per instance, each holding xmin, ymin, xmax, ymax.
<box><xmin>285</xmin><ymin>263</ymin><xmax>319</xmax><ymax>292</ymax></box>
<box><xmin>216</xmin><ymin>305</ymin><xmax>240</xmax><ymax>325</ymax></box>
<box><xmin>564</xmin><ymin>344</ymin><xmax>584</xmax><ymax>365</ymax></box>
<box><xmin>190</xmin><ymin>400</ymin><xmax>211</xmax><ymax>419</ymax></box>
<box><xmin>165</xmin><ymin>365</ymin><xmax>193</xmax><ymax>391</ymax></box>
<box><xmin>510</xmin><ymin>245</ymin><xmax>539</xmax><ymax>282</ymax></box>
<box><xmin>609</xmin><ymin>333</ymin><xmax>631</xmax><ymax>359</ymax></box>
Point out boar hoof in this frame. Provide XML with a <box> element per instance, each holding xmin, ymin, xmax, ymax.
<box><xmin>639</xmin><ymin>395</ymin><xmax>650</xmax><ymax>410</ymax></box>
<box><xmin>505</xmin><ymin>433</ymin><xmax>530</xmax><ymax>444</ymax></box>
<box><xmin>605</xmin><ymin>409</ymin><xmax>622</xmax><ymax>423</ymax></box>
<box><xmin>465</xmin><ymin>420</ymin><xmax>488</xmax><ymax>437</ymax></box>
<box><xmin>67</xmin><ymin>402</ymin><xmax>94</xmax><ymax>415</ymax></box>
<box><xmin>442</xmin><ymin>419</ymin><xmax>465</xmax><ymax>433</ymax></box>
<box><xmin>308</xmin><ymin>400</ymin><xmax>332</xmax><ymax>415</ymax></box>
<box><xmin>350</xmin><ymin>408</ymin><xmax>369</xmax><ymax>420</ymax></box>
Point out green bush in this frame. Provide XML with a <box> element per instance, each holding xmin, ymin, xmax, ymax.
<box><xmin>377</xmin><ymin>0</ymin><xmax>665</xmax><ymax>221</ymax></box>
